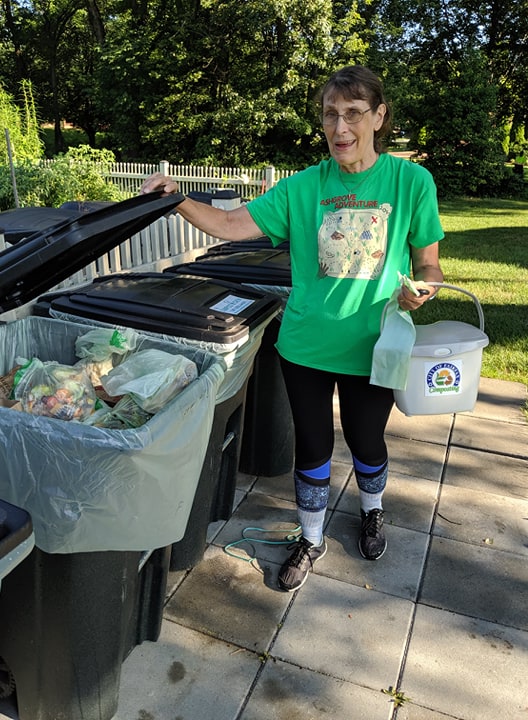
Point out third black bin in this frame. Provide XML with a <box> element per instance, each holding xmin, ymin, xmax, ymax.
<box><xmin>36</xmin><ymin>272</ymin><xmax>281</xmax><ymax>570</ymax></box>
<box><xmin>164</xmin><ymin>249</ymin><xmax>294</xmax><ymax>478</ymax></box>
<box><xmin>202</xmin><ymin>236</ymin><xmax>289</xmax><ymax>255</ymax></box>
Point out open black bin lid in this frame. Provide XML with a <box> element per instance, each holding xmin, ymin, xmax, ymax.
<box><xmin>165</xmin><ymin>249</ymin><xmax>292</xmax><ymax>286</ymax></box>
<box><xmin>40</xmin><ymin>272</ymin><xmax>282</xmax><ymax>345</ymax></box>
<box><xmin>0</xmin><ymin>192</ymin><xmax>183</xmax><ymax>312</ymax></box>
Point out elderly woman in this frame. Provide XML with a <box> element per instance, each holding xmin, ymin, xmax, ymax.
<box><xmin>141</xmin><ymin>65</ymin><xmax>444</xmax><ymax>593</ymax></box>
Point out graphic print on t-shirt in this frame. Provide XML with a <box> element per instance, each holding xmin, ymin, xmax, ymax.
<box><xmin>318</xmin><ymin>202</ymin><xmax>392</xmax><ymax>279</ymax></box>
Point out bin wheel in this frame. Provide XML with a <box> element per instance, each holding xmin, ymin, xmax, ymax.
<box><xmin>0</xmin><ymin>657</ymin><xmax>15</xmax><ymax>699</ymax></box>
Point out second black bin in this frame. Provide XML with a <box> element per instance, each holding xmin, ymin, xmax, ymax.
<box><xmin>164</xmin><ymin>248</ymin><xmax>294</xmax><ymax>478</ymax></box>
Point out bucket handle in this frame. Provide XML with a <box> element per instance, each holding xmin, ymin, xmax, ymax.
<box><xmin>380</xmin><ymin>282</ymin><xmax>485</xmax><ymax>333</ymax></box>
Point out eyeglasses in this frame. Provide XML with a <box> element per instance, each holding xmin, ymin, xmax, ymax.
<box><xmin>320</xmin><ymin>108</ymin><xmax>373</xmax><ymax>126</ymax></box>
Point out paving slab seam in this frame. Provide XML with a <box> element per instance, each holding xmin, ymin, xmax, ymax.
<box><xmin>393</xmin><ymin>701</ymin><xmax>463</xmax><ymax>719</ymax></box>
<box><xmin>386</xmin><ymin>432</ymin><xmax>455</xmax><ymax>448</ymax></box>
<box><xmin>448</xmin><ymin>443</ymin><xmax>528</xmax><ymax>462</ymax></box>
<box><xmin>385</xmin><ymin>422</ymin><xmax>453</xmax><ymax>718</ymax></box>
<box><xmin>412</xmin><ymin>599</ymin><xmax>528</xmax><ymax>634</ymax></box>
<box><xmin>230</xmin><ymin>569</ymin><xmax>331</xmax><ymax>719</ymax></box>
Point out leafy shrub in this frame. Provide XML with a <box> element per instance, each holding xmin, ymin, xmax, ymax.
<box><xmin>0</xmin><ymin>80</ymin><xmax>43</xmax><ymax>164</ymax></box>
<box><xmin>0</xmin><ymin>145</ymin><xmax>124</xmax><ymax>210</ymax></box>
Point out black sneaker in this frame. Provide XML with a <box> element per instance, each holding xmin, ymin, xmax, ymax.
<box><xmin>278</xmin><ymin>537</ymin><xmax>327</xmax><ymax>592</ymax></box>
<box><xmin>358</xmin><ymin>509</ymin><xmax>386</xmax><ymax>560</ymax></box>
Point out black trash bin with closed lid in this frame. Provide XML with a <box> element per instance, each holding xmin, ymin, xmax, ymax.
<box><xmin>0</xmin><ymin>206</ymin><xmax>81</xmax><ymax>244</ymax></box>
<box><xmin>164</xmin><ymin>249</ymin><xmax>294</xmax><ymax>477</ymax></box>
<box><xmin>202</xmin><ymin>236</ymin><xmax>289</xmax><ymax>255</ymax></box>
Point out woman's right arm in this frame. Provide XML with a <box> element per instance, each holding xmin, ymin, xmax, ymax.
<box><xmin>140</xmin><ymin>173</ymin><xmax>263</xmax><ymax>241</ymax></box>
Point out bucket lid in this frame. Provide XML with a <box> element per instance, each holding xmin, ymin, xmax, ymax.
<box><xmin>412</xmin><ymin>320</ymin><xmax>489</xmax><ymax>358</ymax></box>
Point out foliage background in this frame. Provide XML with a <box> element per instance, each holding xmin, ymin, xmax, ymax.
<box><xmin>0</xmin><ymin>0</ymin><xmax>527</xmax><ymax>199</ymax></box>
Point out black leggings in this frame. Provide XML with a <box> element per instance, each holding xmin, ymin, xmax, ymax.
<box><xmin>280</xmin><ymin>358</ymin><xmax>394</xmax><ymax>471</ymax></box>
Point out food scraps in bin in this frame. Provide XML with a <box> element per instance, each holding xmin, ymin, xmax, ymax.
<box><xmin>83</xmin><ymin>395</ymin><xmax>153</xmax><ymax>429</ymax></box>
<box><xmin>12</xmin><ymin>359</ymin><xmax>97</xmax><ymax>421</ymax></box>
<box><xmin>93</xmin><ymin>385</ymin><xmax>124</xmax><ymax>407</ymax></box>
<box><xmin>0</xmin><ymin>365</ymin><xmax>21</xmax><ymax>401</ymax></box>
<box><xmin>2</xmin><ymin>329</ymin><xmax>199</xmax><ymax>427</ymax></box>
<box><xmin>0</xmin><ymin>398</ymin><xmax>22</xmax><ymax>410</ymax></box>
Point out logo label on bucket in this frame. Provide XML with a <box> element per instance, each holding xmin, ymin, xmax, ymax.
<box><xmin>424</xmin><ymin>360</ymin><xmax>462</xmax><ymax>396</ymax></box>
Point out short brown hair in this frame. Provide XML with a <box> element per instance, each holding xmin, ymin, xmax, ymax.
<box><xmin>319</xmin><ymin>66</ymin><xmax>392</xmax><ymax>153</ymax></box>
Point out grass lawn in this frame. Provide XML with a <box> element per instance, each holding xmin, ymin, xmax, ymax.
<box><xmin>412</xmin><ymin>197</ymin><xmax>528</xmax><ymax>395</ymax></box>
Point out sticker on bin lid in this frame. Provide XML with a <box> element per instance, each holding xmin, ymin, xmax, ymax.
<box><xmin>424</xmin><ymin>359</ymin><xmax>462</xmax><ymax>396</ymax></box>
<box><xmin>210</xmin><ymin>294</ymin><xmax>255</xmax><ymax>315</ymax></box>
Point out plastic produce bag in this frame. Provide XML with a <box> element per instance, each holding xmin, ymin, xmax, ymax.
<box><xmin>50</xmin><ymin>307</ymin><xmax>273</xmax><ymax>405</ymax></box>
<box><xmin>75</xmin><ymin>326</ymin><xmax>139</xmax><ymax>386</ymax></box>
<box><xmin>370</xmin><ymin>287</ymin><xmax>416</xmax><ymax>391</ymax></box>
<box><xmin>75</xmin><ymin>327</ymin><xmax>138</xmax><ymax>362</ymax></box>
<box><xmin>101</xmin><ymin>348</ymin><xmax>198</xmax><ymax>413</ymax></box>
<box><xmin>83</xmin><ymin>394</ymin><xmax>152</xmax><ymax>429</ymax></box>
<box><xmin>13</xmin><ymin>358</ymin><xmax>97</xmax><ymax>421</ymax></box>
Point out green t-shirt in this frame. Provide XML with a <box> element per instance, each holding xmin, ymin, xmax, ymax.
<box><xmin>246</xmin><ymin>153</ymin><xmax>444</xmax><ymax>375</ymax></box>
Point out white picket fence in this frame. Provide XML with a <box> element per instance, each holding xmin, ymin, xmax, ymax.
<box><xmin>108</xmin><ymin>161</ymin><xmax>295</xmax><ymax>198</ymax></box>
<box><xmin>37</xmin><ymin>159</ymin><xmax>296</xmax><ymax>198</ymax></box>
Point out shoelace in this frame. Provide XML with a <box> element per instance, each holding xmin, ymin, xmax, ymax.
<box><xmin>286</xmin><ymin>538</ymin><xmax>316</xmax><ymax>568</ymax></box>
<box><xmin>364</xmin><ymin>510</ymin><xmax>384</xmax><ymax>537</ymax></box>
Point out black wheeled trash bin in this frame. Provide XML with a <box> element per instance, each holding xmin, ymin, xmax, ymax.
<box><xmin>0</xmin><ymin>499</ymin><xmax>34</xmax><ymax>702</ymax></box>
<box><xmin>0</xmin><ymin>192</ymin><xmax>226</xmax><ymax>720</ymax></box>
<box><xmin>164</xmin><ymin>249</ymin><xmax>294</xmax><ymax>477</ymax></box>
<box><xmin>35</xmin><ymin>271</ymin><xmax>282</xmax><ymax>571</ymax></box>
<box><xmin>202</xmin><ymin>236</ymin><xmax>289</xmax><ymax>255</ymax></box>
<box><xmin>0</xmin><ymin>318</ymin><xmax>223</xmax><ymax>720</ymax></box>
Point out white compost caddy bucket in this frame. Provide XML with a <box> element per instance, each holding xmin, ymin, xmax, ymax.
<box><xmin>394</xmin><ymin>283</ymin><xmax>489</xmax><ymax>416</ymax></box>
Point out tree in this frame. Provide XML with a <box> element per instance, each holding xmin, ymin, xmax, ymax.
<box><xmin>0</xmin><ymin>0</ymin><xmax>110</xmax><ymax>154</ymax></box>
<box><xmin>96</xmin><ymin>0</ymin><xmax>369</xmax><ymax>164</ymax></box>
<box><xmin>415</xmin><ymin>52</ymin><xmax>509</xmax><ymax>197</ymax></box>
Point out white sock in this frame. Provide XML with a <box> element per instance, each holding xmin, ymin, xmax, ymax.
<box><xmin>297</xmin><ymin>507</ymin><xmax>326</xmax><ymax>546</ymax></box>
<box><xmin>359</xmin><ymin>490</ymin><xmax>384</xmax><ymax>513</ymax></box>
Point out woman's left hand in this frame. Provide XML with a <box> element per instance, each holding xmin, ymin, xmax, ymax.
<box><xmin>399</xmin><ymin>243</ymin><xmax>443</xmax><ymax>311</ymax></box>
<box><xmin>397</xmin><ymin>281</ymin><xmax>435</xmax><ymax>311</ymax></box>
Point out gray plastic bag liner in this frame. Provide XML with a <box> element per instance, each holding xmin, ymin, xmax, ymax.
<box><xmin>370</xmin><ymin>289</ymin><xmax>416</xmax><ymax>391</ymax></box>
<box><xmin>245</xmin><ymin>284</ymin><xmax>290</xmax><ymax>320</ymax></box>
<box><xmin>50</xmin><ymin>307</ymin><xmax>278</xmax><ymax>405</ymax></box>
<box><xmin>0</xmin><ymin>317</ymin><xmax>225</xmax><ymax>554</ymax></box>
